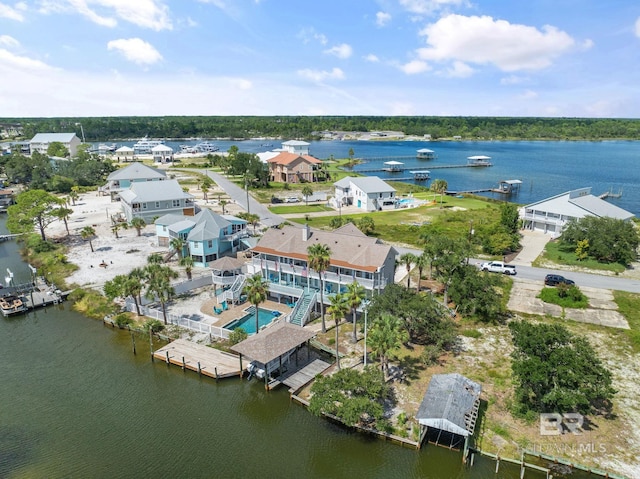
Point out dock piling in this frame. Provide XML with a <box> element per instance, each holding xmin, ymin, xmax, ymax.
<box><xmin>131</xmin><ymin>332</ymin><xmax>136</xmax><ymax>355</ymax></box>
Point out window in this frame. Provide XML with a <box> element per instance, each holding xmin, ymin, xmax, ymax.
<box><xmin>172</xmin><ymin>199</ymin><xmax>180</xmax><ymax>207</ymax></box>
<box><xmin>155</xmin><ymin>202</ymin><xmax>160</xmax><ymax>208</ymax></box>
<box><xmin>207</xmin><ymin>240</ymin><xmax>213</xmax><ymax>248</ymax></box>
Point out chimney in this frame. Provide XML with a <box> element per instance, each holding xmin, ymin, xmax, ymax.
<box><xmin>302</xmin><ymin>223</ymin><xmax>311</xmax><ymax>241</ymax></box>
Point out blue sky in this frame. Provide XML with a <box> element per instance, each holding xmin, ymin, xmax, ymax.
<box><xmin>1</xmin><ymin>0</ymin><xmax>640</xmax><ymax>117</ymax></box>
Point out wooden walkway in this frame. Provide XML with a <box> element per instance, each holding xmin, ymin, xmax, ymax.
<box><xmin>153</xmin><ymin>338</ymin><xmax>242</xmax><ymax>379</ymax></box>
<box><xmin>282</xmin><ymin>359</ymin><xmax>330</xmax><ymax>392</ymax></box>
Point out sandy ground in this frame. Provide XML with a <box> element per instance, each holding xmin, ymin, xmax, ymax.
<box><xmin>48</xmin><ymin>169</ymin><xmax>245</xmax><ymax>289</ymax></box>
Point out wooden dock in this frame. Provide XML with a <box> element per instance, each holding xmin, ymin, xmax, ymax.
<box><xmin>1</xmin><ymin>277</ymin><xmax>70</xmax><ymax>317</ymax></box>
<box><xmin>355</xmin><ymin>163</ymin><xmax>491</xmax><ymax>174</ymax></box>
<box><xmin>281</xmin><ymin>359</ymin><xmax>330</xmax><ymax>392</ymax></box>
<box><xmin>153</xmin><ymin>338</ymin><xmax>242</xmax><ymax>379</ymax></box>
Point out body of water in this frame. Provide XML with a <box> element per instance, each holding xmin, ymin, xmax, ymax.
<box><xmin>0</xmin><ymin>218</ymin><xmax>543</xmax><ymax>479</ymax></box>
<box><xmin>114</xmin><ymin>138</ymin><xmax>638</xmax><ymax>216</ymax></box>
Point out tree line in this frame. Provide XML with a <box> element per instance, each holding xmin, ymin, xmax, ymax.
<box><xmin>4</xmin><ymin>116</ymin><xmax>640</xmax><ymax>142</ymax></box>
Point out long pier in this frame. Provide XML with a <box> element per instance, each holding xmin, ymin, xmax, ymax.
<box><xmin>355</xmin><ymin>163</ymin><xmax>491</xmax><ymax>173</ymax></box>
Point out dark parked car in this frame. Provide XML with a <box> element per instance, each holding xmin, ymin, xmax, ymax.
<box><xmin>544</xmin><ymin>274</ymin><xmax>575</xmax><ymax>286</ymax></box>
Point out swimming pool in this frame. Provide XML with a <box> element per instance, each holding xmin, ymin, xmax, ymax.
<box><xmin>223</xmin><ymin>306</ymin><xmax>281</xmax><ymax>334</ymax></box>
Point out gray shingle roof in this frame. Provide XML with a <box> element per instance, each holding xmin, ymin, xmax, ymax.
<box><xmin>230</xmin><ymin>321</ymin><xmax>316</xmax><ymax>364</ymax></box>
<box><xmin>416</xmin><ymin>373</ymin><xmax>481</xmax><ymax>437</ymax></box>
<box><xmin>107</xmin><ymin>162</ymin><xmax>166</xmax><ymax>181</ymax></box>
<box><xmin>119</xmin><ymin>179</ymin><xmax>193</xmax><ymax>203</ymax></box>
<box><xmin>187</xmin><ymin>209</ymin><xmax>231</xmax><ymax>242</ymax></box>
<box><xmin>30</xmin><ymin>133</ymin><xmax>77</xmax><ymax>143</ymax></box>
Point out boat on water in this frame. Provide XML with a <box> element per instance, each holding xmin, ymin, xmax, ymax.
<box><xmin>133</xmin><ymin>137</ymin><xmax>165</xmax><ymax>155</ymax></box>
<box><xmin>0</xmin><ymin>294</ymin><xmax>27</xmax><ymax>316</ymax></box>
<box><xmin>194</xmin><ymin>141</ymin><xmax>220</xmax><ymax>153</ymax></box>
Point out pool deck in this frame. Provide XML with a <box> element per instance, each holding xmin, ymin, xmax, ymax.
<box><xmin>153</xmin><ymin>338</ymin><xmax>242</xmax><ymax>379</ymax></box>
<box><xmin>199</xmin><ymin>298</ymin><xmax>291</xmax><ymax>328</ymax></box>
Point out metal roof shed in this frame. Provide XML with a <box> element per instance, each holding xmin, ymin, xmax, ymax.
<box><xmin>416</xmin><ymin>373</ymin><xmax>481</xmax><ymax>447</ymax></box>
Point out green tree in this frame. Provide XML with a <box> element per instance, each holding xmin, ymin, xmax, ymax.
<box><xmin>309</xmin><ymin>367</ymin><xmax>392</xmax><ymax>429</ymax></box>
<box><xmin>144</xmin><ymin>264</ymin><xmax>178</xmax><ymax>324</ymax></box>
<box><xmin>329</xmin><ymin>216</ymin><xmax>343</xmax><ymax>229</ymax></box>
<box><xmin>414</xmin><ymin>252</ymin><xmax>429</xmax><ymax>289</ymax></box>
<box><xmin>357</xmin><ymin>216</ymin><xmax>375</xmax><ymax>235</ymax></box>
<box><xmin>51</xmin><ymin>204</ymin><xmax>73</xmax><ymax>236</ymax></box>
<box><xmin>219</xmin><ymin>199</ymin><xmax>228</xmax><ymax>215</ymax></box>
<box><xmin>111</xmin><ymin>221</ymin><xmax>127</xmax><ymax>239</ymax></box>
<box><xmin>68</xmin><ymin>188</ymin><xmax>79</xmax><ymax>206</ymax></box>
<box><xmin>500</xmin><ymin>202</ymin><xmax>520</xmax><ymax>234</ymax></box>
<box><xmin>431</xmin><ymin>235</ymin><xmax>468</xmax><ymax>305</ymax></box>
<box><xmin>345</xmin><ymin>281</ymin><xmax>366</xmax><ymax>343</ymax></box>
<box><xmin>575</xmin><ymin>238</ymin><xmax>589</xmax><ymax>261</ymax></box>
<box><xmin>449</xmin><ymin>264</ymin><xmax>506</xmax><ymax>321</ymax></box>
<box><xmin>147</xmin><ymin>252</ymin><xmax>164</xmax><ymax>265</ymax></box>
<box><xmin>301</xmin><ymin>185</ymin><xmax>313</xmax><ymax>206</ymax></box>
<box><xmin>398</xmin><ymin>252</ymin><xmax>416</xmax><ymax>289</ymax></box>
<box><xmin>6</xmin><ymin>189</ymin><xmax>61</xmax><ymax>242</ymax></box>
<box><xmin>430</xmin><ymin>178</ymin><xmax>448</xmax><ymax>207</ymax></box>
<box><xmin>130</xmin><ymin>217</ymin><xmax>146</xmax><ymax>236</ymax></box>
<box><xmin>80</xmin><ymin>226</ymin><xmax>96</xmax><ymax>252</ymax></box>
<box><xmin>243</xmin><ymin>274</ymin><xmax>269</xmax><ymax>334</ymax></box>
<box><xmin>307</xmin><ymin>243</ymin><xmax>332</xmax><ymax>333</ymax></box>
<box><xmin>509</xmin><ymin>321</ymin><xmax>615</xmax><ymax>415</ymax></box>
<box><xmin>180</xmin><ymin>255</ymin><xmax>194</xmax><ymax>280</ymax></box>
<box><xmin>327</xmin><ymin>292</ymin><xmax>350</xmax><ymax>370</ymax></box>
<box><xmin>47</xmin><ymin>141</ymin><xmax>69</xmax><ymax>158</ymax></box>
<box><xmin>104</xmin><ymin>273</ymin><xmax>143</xmax><ymax>316</ymax></box>
<box><xmin>169</xmin><ymin>237</ymin><xmax>187</xmax><ymax>260</ymax></box>
<box><xmin>367</xmin><ymin>313</ymin><xmax>408</xmax><ymax>379</ymax></box>
<box><xmin>237</xmin><ymin>212</ymin><xmax>260</xmax><ymax>235</ymax></box>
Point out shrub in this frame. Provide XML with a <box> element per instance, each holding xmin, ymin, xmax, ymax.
<box><xmin>228</xmin><ymin>328</ymin><xmax>248</xmax><ymax>345</ymax></box>
<box><xmin>26</xmin><ymin>235</ymin><xmax>56</xmax><ymax>253</ymax></box>
<box><xmin>113</xmin><ymin>313</ymin><xmax>133</xmax><ymax>328</ymax></box>
<box><xmin>461</xmin><ymin>329</ymin><xmax>482</xmax><ymax>339</ymax></box>
<box><xmin>144</xmin><ymin>319</ymin><xmax>165</xmax><ymax>333</ymax></box>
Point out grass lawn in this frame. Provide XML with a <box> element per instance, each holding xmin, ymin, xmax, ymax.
<box><xmin>269</xmin><ymin>204</ymin><xmax>334</xmax><ymax>214</ymax></box>
<box><xmin>537</xmin><ymin>286</ymin><xmax>589</xmax><ymax>308</ymax></box>
<box><xmin>535</xmin><ymin>240</ymin><xmax>627</xmax><ymax>274</ymax></box>
<box><xmin>615</xmin><ymin>291</ymin><xmax>640</xmax><ymax>352</ymax></box>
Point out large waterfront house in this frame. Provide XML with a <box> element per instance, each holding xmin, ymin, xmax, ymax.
<box><xmin>520</xmin><ymin>187</ymin><xmax>635</xmax><ymax>237</ymax></box>
<box><xmin>29</xmin><ymin>133</ymin><xmax>82</xmax><ymax>157</ymax></box>
<box><xmin>119</xmin><ymin>179</ymin><xmax>195</xmax><ymax>223</ymax></box>
<box><xmin>154</xmin><ymin>209</ymin><xmax>248</xmax><ymax>267</ymax></box>
<box><xmin>267</xmin><ymin>152</ymin><xmax>323</xmax><ymax>184</ymax></box>
<box><xmin>102</xmin><ymin>162</ymin><xmax>167</xmax><ymax>200</ymax></box>
<box><xmin>333</xmin><ymin>176</ymin><xmax>396</xmax><ymax>211</ymax></box>
<box><xmin>245</xmin><ymin>223</ymin><xmax>397</xmax><ymax>326</ymax></box>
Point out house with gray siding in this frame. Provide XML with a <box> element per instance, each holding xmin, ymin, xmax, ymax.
<box><xmin>29</xmin><ymin>133</ymin><xmax>82</xmax><ymax>157</ymax></box>
<box><xmin>102</xmin><ymin>162</ymin><xmax>167</xmax><ymax>200</ymax></box>
<box><xmin>333</xmin><ymin>176</ymin><xmax>396</xmax><ymax>211</ymax></box>
<box><xmin>119</xmin><ymin>179</ymin><xmax>195</xmax><ymax>223</ymax></box>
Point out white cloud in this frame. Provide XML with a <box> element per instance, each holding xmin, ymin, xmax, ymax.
<box><xmin>297</xmin><ymin>28</ymin><xmax>328</xmax><ymax>45</ymax></box>
<box><xmin>0</xmin><ymin>35</ymin><xmax>20</xmax><ymax>48</ymax></box>
<box><xmin>519</xmin><ymin>89</ymin><xmax>537</xmax><ymax>99</ymax></box>
<box><xmin>107</xmin><ymin>38</ymin><xmax>163</xmax><ymax>65</ymax></box>
<box><xmin>635</xmin><ymin>17</ymin><xmax>640</xmax><ymax>37</ymax></box>
<box><xmin>41</xmin><ymin>0</ymin><xmax>172</xmax><ymax>30</ymax></box>
<box><xmin>0</xmin><ymin>48</ymin><xmax>55</xmax><ymax>72</ymax></box>
<box><xmin>364</xmin><ymin>53</ymin><xmax>379</xmax><ymax>63</ymax></box>
<box><xmin>324</xmin><ymin>43</ymin><xmax>353</xmax><ymax>59</ymax></box>
<box><xmin>500</xmin><ymin>75</ymin><xmax>528</xmax><ymax>85</ymax></box>
<box><xmin>417</xmin><ymin>14</ymin><xmax>576</xmax><ymax>71</ymax></box>
<box><xmin>0</xmin><ymin>2</ymin><xmax>25</xmax><ymax>21</ymax></box>
<box><xmin>235</xmin><ymin>78</ymin><xmax>252</xmax><ymax>90</ymax></box>
<box><xmin>446</xmin><ymin>60</ymin><xmax>473</xmax><ymax>77</ymax></box>
<box><xmin>399</xmin><ymin>0</ymin><xmax>467</xmax><ymax>15</ymax></box>
<box><xmin>297</xmin><ymin>67</ymin><xmax>344</xmax><ymax>83</ymax></box>
<box><xmin>376</xmin><ymin>11</ymin><xmax>391</xmax><ymax>27</ymax></box>
<box><xmin>400</xmin><ymin>59</ymin><xmax>430</xmax><ymax>74</ymax></box>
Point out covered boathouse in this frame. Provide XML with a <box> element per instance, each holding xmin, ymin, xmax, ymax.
<box><xmin>416</xmin><ymin>373</ymin><xmax>481</xmax><ymax>451</ymax></box>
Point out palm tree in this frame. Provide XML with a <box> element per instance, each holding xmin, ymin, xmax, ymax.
<box><xmin>144</xmin><ymin>264</ymin><xmax>178</xmax><ymax>324</ymax></box>
<box><xmin>345</xmin><ymin>281</ymin><xmax>366</xmax><ymax>343</ymax></box>
<box><xmin>367</xmin><ymin>313</ymin><xmax>408</xmax><ymax>380</ymax></box>
<box><xmin>80</xmin><ymin>226</ymin><xmax>96</xmax><ymax>252</ymax></box>
<box><xmin>130</xmin><ymin>217</ymin><xmax>146</xmax><ymax>236</ymax></box>
<box><xmin>68</xmin><ymin>189</ymin><xmax>79</xmax><ymax>206</ymax></box>
<box><xmin>415</xmin><ymin>252</ymin><xmax>429</xmax><ymax>290</ymax></box>
<box><xmin>301</xmin><ymin>185</ymin><xmax>313</xmax><ymax>206</ymax></box>
<box><xmin>169</xmin><ymin>237</ymin><xmax>187</xmax><ymax>260</ymax></box>
<box><xmin>180</xmin><ymin>256</ymin><xmax>194</xmax><ymax>280</ymax></box>
<box><xmin>220</xmin><ymin>199</ymin><xmax>228</xmax><ymax>215</ymax></box>
<box><xmin>52</xmin><ymin>205</ymin><xmax>73</xmax><ymax>236</ymax></box>
<box><xmin>243</xmin><ymin>274</ymin><xmax>269</xmax><ymax>334</ymax></box>
<box><xmin>398</xmin><ymin>252</ymin><xmax>416</xmax><ymax>289</ymax></box>
<box><xmin>307</xmin><ymin>243</ymin><xmax>331</xmax><ymax>333</ymax></box>
<box><xmin>430</xmin><ymin>178</ymin><xmax>448</xmax><ymax>208</ymax></box>
<box><xmin>111</xmin><ymin>222</ymin><xmax>127</xmax><ymax>239</ymax></box>
<box><xmin>327</xmin><ymin>292</ymin><xmax>349</xmax><ymax>370</ymax></box>
<box><xmin>357</xmin><ymin>216</ymin><xmax>375</xmax><ymax>235</ymax></box>
<box><xmin>147</xmin><ymin>252</ymin><xmax>164</xmax><ymax>265</ymax></box>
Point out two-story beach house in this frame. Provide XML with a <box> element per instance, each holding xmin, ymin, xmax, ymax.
<box><xmin>520</xmin><ymin>187</ymin><xmax>635</xmax><ymax>237</ymax></box>
<box><xmin>119</xmin><ymin>179</ymin><xmax>195</xmax><ymax>223</ymax></box>
<box><xmin>245</xmin><ymin>223</ymin><xmax>397</xmax><ymax>326</ymax></box>
<box><xmin>333</xmin><ymin>176</ymin><xmax>397</xmax><ymax>211</ymax></box>
<box><xmin>155</xmin><ymin>209</ymin><xmax>248</xmax><ymax>267</ymax></box>
<box><xmin>29</xmin><ymin>133</ymin><xmax>82</xmax><ymax>157</ymax></box>
<box><xmin>152</xmin><ymin>144</ymin><xmax>174</xmax><ymax>164</ymax></box>
<box><xmin>267</xmin><ymin>152</ymin><xmax>323</xmax><ymax>184</ymax></box>
<box><xmin>102</xmin><ymin>162</ymin><xmax>167</xmax><ymax>200</ymax></box>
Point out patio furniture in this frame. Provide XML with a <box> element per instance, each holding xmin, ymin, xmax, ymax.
<box><xmin>214</xmin><ymin>306</ymin><xmax>223</xmax><ymax>315</ymax></box>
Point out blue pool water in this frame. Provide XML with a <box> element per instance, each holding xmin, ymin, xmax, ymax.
<box><xmin>224</xmin><ymin>307</ymin><xmax>281</xmax><ymax>334</ymax></box>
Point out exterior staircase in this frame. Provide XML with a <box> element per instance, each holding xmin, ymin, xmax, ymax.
<box><xmin>289</xmin><ymin>290</ymin><xmax>317</xmax><ymax>326</ymax></box>
<box><xmin>220</xmin><ymin>274</ymin><xmax>246</xmax><ymax>304</ymax></box>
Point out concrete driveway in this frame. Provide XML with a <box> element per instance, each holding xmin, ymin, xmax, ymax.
<box><xmin>508</xmin><ymin>278</ymin><xmax>629</xmax><ymax>329</ymax></box>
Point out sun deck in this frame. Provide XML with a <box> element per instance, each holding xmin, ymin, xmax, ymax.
<box><xmin>153</xmin><ymin>338</ymin><xmax>242</xmax><ymax>378</ymax></box>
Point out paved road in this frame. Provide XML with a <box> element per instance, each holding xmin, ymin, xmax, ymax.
<box><xmin>198</xmin><ymin>170</ymin><xmax>640</xmax><ymax>294</ymax></box>
<box><xmin>199</xmin><ymin>169</ymin><xmax>291</xmax><ymax>228</ymax></box>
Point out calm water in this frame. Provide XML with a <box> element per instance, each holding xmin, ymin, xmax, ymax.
<box><xmin>148</xmin><ymin>139</ymin><xmax>638</xmax><ymax>215</ymax></box>
<box><xmin>0</xmin><ymin>219</ymin><xmax>540</xmax><ymax>479</ymax></box>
